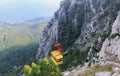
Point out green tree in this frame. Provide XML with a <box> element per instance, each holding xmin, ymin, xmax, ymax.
<box><xmin>24</xmin><ymin>58</ymin><xmax>62</xmax><ymax>76</ymax></box>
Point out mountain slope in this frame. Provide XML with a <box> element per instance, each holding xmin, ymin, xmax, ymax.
<box><xmin>62</xmin><ymin>11</ymin><xmax>120</xmax><ymax>76</ymax></box>
<box><xmin>0</xmin><ymin>19</ymin><xmax>48</xmax><ymax>51</ymax></box>
<box><xmin>36</xmin><ymin>0</ymin><xmax>120</xmax><ymax>60</ymax></box>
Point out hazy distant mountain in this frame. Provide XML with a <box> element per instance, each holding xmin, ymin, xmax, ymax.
<box><xmin>0</xmin><ymin>17</ymin><xmax>48</xmax><ymax>51</ymax></box>
<box><xmin>27</xmin><ymin>17</ymin><xmax>51</xmax><ymax>22</ymax></box>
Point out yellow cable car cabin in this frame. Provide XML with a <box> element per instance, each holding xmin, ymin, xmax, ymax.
<box><xmin>51</xmin><ymin>50</ymin><xmax>63</xmax><ymax>65</ymax></box>
<box><xmin>51</xmin><ymin>43</ymin><xmax>63</xmax><ymax>65</ymax></box>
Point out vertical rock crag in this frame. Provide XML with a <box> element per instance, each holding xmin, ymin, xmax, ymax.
<box><xmin>36</xmin><ymin>0</ymin><xmax>120</xmax><ymax>60</ymax></box>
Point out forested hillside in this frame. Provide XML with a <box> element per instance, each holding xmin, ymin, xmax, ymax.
<box><xmin>0</xmin><ymin>43</ymin><xmax>39</xmax><ymax>76</ymax></box>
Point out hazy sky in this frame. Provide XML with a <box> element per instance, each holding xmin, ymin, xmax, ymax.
<box><xmin>0</xmin><ymin>0</ymin><xmax>62</xmax><ymax>22</ymax></box>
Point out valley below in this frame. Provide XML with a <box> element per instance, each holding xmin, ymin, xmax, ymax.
<box><xmin>0</xmin><ymin>18</ymin><xmax>48</xmax><ymax>76</ymax></box>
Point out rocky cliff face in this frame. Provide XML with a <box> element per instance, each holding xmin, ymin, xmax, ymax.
<box><xmin>99</xmin><ymin>11</ymin><xmax>120</xmax><ymax>62</ymax></box>
<box><xmin>36</xmin><ymin>0</ymin><xmax>120</xmax><ymax>60</ymax></box>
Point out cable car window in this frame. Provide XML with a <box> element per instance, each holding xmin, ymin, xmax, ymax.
<box><xmin>56</xmin><ymin>58</ymin><xmax>63</xmax><ymax>62</ymax></box>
